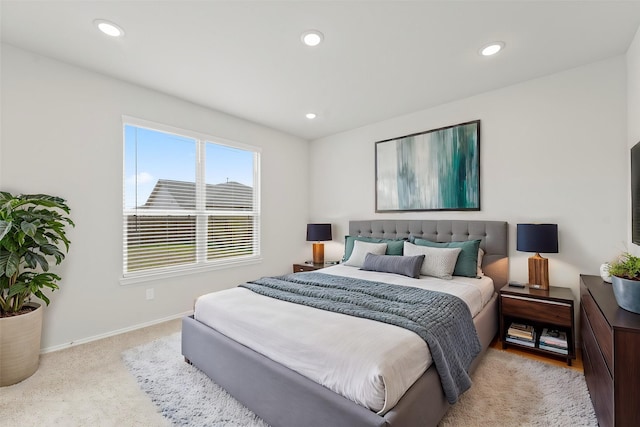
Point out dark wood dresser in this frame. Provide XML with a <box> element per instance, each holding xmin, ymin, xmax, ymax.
<box><xmin>580</xmin><ymin>274</ymin><xmax>640</xmax><ymax>427</ymax></box>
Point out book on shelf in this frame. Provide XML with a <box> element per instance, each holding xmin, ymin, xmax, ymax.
<box><xmin>540</xmin><ymin>339</ymin><xmax>568</xmax><ymax>350</ymax></box>
<box><xmin>509</xmin><ymin>322</ymin><xmax>532</xmax><ymax>332</ymax></box>
<box><xmin>507</xmin><ymin>322</ymin><xmax>535</xmax><ymax>340</ymax></box>
<box><xmin>539</xmin><ymin>343</ymin><xmax>568</xmax><ymax>355</ymax></box>
<box><xmin>506</xmin><ymin>326</ymin><xmax>537</xmax><ymax>347</ymax></box>
<box><xmin>539</xmin><ymin>341</ymin><xmax>569</xmax><ymax>352</ymax></box>
<box><xmin>540</xmin><ymin>328</ymin><xmax>568</xmax><ymax>348</ymax></box>
<box><xmin>508</xmin><ymin>329</ymin><xmax>534</xmax><ymax>340</ymax></box>
<box><xmin>505</xmin><ymin>335</ymin><xmax>536</xmax><ymax>347</ymax></box>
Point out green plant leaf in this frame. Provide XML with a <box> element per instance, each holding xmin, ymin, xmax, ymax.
<box><xmin>0</xmin><ymin>220</ymin><xmax>11</xmax><ymax>241</ymax></box>
<box><xmin>609</xmin><ymin>252</ymin><xmax>640</xmax><ymax>280</ymax></box>
<box><xmin>0</xmin><ymin>251</ymin><xmax>9</xmax><ymax>276</ymax></box>
<box><xmin>33</xmin><ymin>290</ymin><xmax>51</xmax><ymax>305</ymax></box>
<box><xmin>0</xmin><ymin>192</ymin><xmax>13</xmax><ymax>203</ymax></box>
<box><xmin>0</xmin><ymin>192</ymin><xmax>73</xmax><ymax>313</ymax></box>
<box><xmin>31</xmin><ymin>252</ymin><xmax>49</xmax><ymax>272</ymax></box>
<box><xmin>39</xmin><ymin>243</ymin><xmax>58</xmax><ymax>255</ymax></box>
<box><xmin>16</xmin><ymin>230</ymin><xmax>26</xmax><ymax>246</ymax></box>
<box><xmin>32</xmin><ymin>232</ymin><xmax>49</xmax><ymax>246</ymax></box>
<box><xmin>40</xmin><ymin>244</ymin><xmax>65</xmax><ymax>264</ymax></box>
<box><xmin>24</xmin><ymin>251</ymin><xmax>37</xmax><ymax>269</ymax></box>
<box><xmin>5</xmin><ymin>252</ymin><xmax>19</xmax><ymax>277</ymax></box>
<box><xmin>20</xmin><ymin>221</ymin><xmax>37</xmax><ymax>237</ymax></box>
<box><xmin>7</xmin><ymin>282</ymin><xmax>28</xmax><ymax>298</ymax></box>
<box><xmin>2</xmin><ymin>237</ymin><xmax>18</xmax><ymax>252</ymax></box>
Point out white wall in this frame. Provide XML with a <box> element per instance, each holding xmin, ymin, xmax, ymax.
<box><xmin>309</xmin><ymin>57</ymin><xmax>627</xmax><ymax>301</ymax></box>
<box><xmin>628</xmin><ymin>26</ymin><xmax>640</xmax><ymax>254</ymax></box>
<box><xmin>0</xmin><ymin>44</ymin><xmax>310</xmax><ymax>350</ymax></box>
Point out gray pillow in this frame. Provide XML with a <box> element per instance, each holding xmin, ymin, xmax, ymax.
<box><xmin>403</xmin><ymin>242</ymin><xmax>461</xmax><ymax>279</ymax></box>
<box><xmin>361</xmin><ymin>253</ymin><xmax>425</xmax><ymax>279</ymax></box>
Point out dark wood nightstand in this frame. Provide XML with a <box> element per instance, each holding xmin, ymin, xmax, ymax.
<box><xmin>499</xmin><ymin>284</ymin><xmax>576</xmax><ymax>365</ymax></box>
<box><xmin>292</xmin><ymin>262</ymin><xmax>338</xmax><ymax>273</ymax></box>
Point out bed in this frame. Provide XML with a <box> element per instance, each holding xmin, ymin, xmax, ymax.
<box><xmin>182</xmin><ymin>219</ymin><xmax>508</xmax><ymax>427</ymax></box>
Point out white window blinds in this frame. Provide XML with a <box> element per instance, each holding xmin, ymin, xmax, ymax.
<box><xmin>123</xmin><ymin>118</ymin><xmax>260</xmax><ymax>280</ymax></box>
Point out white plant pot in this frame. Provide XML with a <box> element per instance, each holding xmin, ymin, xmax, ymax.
<box><xmin>0</xmin><ymin>303</ymin><xmax>43</xmax><ymax>386</ymax></box>
<box><xmin>600</xmin><ymin>263</ymin><xmax>612</xmax><ymax>283</ymax></box>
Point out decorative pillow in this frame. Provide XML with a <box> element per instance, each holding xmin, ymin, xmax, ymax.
<box><xmin>413</xmin><ymin>238</ymin><xmax>481</xmax><ymax>278</ymax></box>
<box><xmin>342</xmin><ymin>236</ymin><xmax>405</xmax><ymax>262</ymax></box>
<box><xmin>343</xmin><ymin>240</ymin><xmax>387</xmax><ymax>268</ymax></box>
<box><xmin>361</xmin><ymin>253</ymin><xmax>425</xmax><ymax>279</ymax></box>
<box><xmin>403</xmin><ymin>242</ymin><xmax>461</xmax><ymax>280</ymax></box>
<box><xmin>477</xmin><ymin>248</ymin><xmax>485</xmax><ymax>276</ymax></box>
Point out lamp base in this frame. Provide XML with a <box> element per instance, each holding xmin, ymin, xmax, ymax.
<box><xmin>528</xmin><ymin>253</ymin><xmax>549</xmax><ymax>290</ymax></box>
<box><xmin>312</xmin><ymin>243</ymin><xmax>325</xmax><ymax>265</ymax></box>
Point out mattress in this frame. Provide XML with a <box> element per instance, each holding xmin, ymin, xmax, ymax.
<box><xmin>194</xmin><ymin>265</ymin><xmax>494</xmax><ymax>415</ymax></box>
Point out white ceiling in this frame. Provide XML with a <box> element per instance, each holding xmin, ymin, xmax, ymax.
<box><xmin>2</xmin><ymin>1</ymin><xmax>640</xmax><ymax>140</ymax></box>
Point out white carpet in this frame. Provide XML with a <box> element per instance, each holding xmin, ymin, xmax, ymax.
<box><xmin>440</xmin><ymin>347</ymin><xmax>597</xmax><ymax>426</ymax></box>
<box><xmin>122</xmin><ymin>332</ymin><xmax>266</xmax><ymax>427</ymax></box>
<box><xmin>123</xmin><ymin>333</ymin><xmax>597</xmax><ymax>427</ymax></box>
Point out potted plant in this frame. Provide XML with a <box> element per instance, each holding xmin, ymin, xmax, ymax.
<box><xmin>607</xmin><ymin>252</ymin><xmax>640</xmax><ymax>315</ymax></box>
<box><xmin>0</xmin><ymin>192</ymin><xmax>73</xmax><ymax>386</ymax></box>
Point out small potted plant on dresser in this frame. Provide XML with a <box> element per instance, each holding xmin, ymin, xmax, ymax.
<box><xmin>607</xmin><ymin>252</ymin><xmax>640</xmax><ymax>314</ymax></box>
<box><xmin>0</xmin><ymin>193</ymin><xmax>74</xmax><ymax>386</ymax></box>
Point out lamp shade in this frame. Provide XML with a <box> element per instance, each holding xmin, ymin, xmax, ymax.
<box><xmin>306</xmin><ymin>223</ymin><xmax>332</xmax><ymax>242</ymax></box>
<box><xmin>516</xmin><ymin>224</ymin><xmax>558</xmax><ymax>254</ymax></box>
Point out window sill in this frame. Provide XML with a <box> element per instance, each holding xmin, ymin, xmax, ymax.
<box><xmin>120</xmin><ymin>256</ymin><xmax>262</xmax><ymax>286</ymax></box>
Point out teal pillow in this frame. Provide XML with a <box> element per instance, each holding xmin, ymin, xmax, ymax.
<box><xmin>342</xmin><ymin>236</ymin><xmax>405</xmax><ymax>262</ymax></box>
<box><xmin>413</xmin><ymin>238</ymin><xmax>481</xmax><ymax>278</ymax></box>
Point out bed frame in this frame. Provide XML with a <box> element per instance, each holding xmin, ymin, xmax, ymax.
<box><xmin>182</xmin><ymin>220</ymin><xmax>508</xmax><ymax>427</ymax></box>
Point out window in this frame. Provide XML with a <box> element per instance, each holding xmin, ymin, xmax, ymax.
<box><xmin>122</xmin><ymin>117</ymin><xmax>261</xmax><ymax>282</ymax></box>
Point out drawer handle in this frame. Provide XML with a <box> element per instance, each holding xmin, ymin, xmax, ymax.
<box><xmin>502</xmin><ymin>294</ymin><xmax>571</xmax><ymax>307</ymax></box>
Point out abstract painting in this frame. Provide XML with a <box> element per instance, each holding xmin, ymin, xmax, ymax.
<box><xmin>375</xmin><ymin>120</ymin><xmax>480</xmax><ymax>212</ymax></box>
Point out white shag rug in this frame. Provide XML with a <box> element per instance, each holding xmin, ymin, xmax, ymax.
<box><xmin>122</xmin><ymin>333</ymin><xmax>597</xmax><ymax>427</ymax></box>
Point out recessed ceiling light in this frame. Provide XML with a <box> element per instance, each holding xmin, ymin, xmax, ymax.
<box><xmin>480</xmin><ymin>42</ymin><xmax>504</xmax><ymax>56</ymax></box>
<box><xmin>305</xmin><ymin>113</ymin><xmax>317</xmax><ymax>120</ymax></box>
<box><xmin>480</xmin><ymin>42</ymin><xmax>505</xmax><ymax>56</ymax></box>
<box><xmin>301</xmin><ymin>30</ymin><xmax>324</xmax><ymax>47</ymax></box>
<box><xmin>94</xmin><ymin>19</ymin><xmax>124</xmax><ymax>37</ymax></box>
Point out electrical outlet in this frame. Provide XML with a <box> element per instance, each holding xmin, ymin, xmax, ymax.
<box><xmin>146</xmin><ymin>288</ymin><xmax>154</xmax><ymax>300</ymax></box>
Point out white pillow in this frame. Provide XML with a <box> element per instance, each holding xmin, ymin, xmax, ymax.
<box><xmin>477</xmin><ymin>248</ymin><xmax>485</xmax><ymax>276</ymax></box>
<box><xmin>403</xmin><ymin>241</ymin><xmax>461</xmax><ymax>280</ymax></box>
<box><xmin>344</xmin><ymin>240</ymin><xmax>387</xmax><ymax>268</ymax></box>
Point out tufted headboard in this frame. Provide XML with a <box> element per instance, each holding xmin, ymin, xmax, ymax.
<box><xmin>349</xmin><ymin>220</ymin><xmax>509</xmax><ymax>291</ymax></box>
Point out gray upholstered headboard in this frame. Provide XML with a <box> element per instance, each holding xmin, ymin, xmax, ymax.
<box><xmin>348</xmin><ymin>220</ymin><xmax>509</xmax><ymax>291</ymax></box>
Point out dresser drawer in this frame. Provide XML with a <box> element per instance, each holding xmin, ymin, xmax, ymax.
<box><xmin>580</xmin><ymin>283</ymin><xmax>613</xmax><ymax>372</ymax></box>
<box><xmin>581</xmin><ymin>305</ymin><xmax>614</xmax><ymax>427</ymax></box>
<box><xmin>501</xmin><ymin>294</ymin><xmax>572</xmax><ymax>326</ymax></box>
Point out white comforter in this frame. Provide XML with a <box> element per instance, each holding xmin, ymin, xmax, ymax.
<box><xmin>194</xmin><ymin>265</ymin><xmax>494</xmax><ymax>414</ymax></box>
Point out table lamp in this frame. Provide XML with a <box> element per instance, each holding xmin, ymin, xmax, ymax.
<box><xmin>517</xmin><ymin>224</ymin><xmax>558</xmax><ymax>290</ymax></box>
<box><xmin>306</xmin><ymin>223</ymin><xmax>332</xmax><ymax>265</ymax></box>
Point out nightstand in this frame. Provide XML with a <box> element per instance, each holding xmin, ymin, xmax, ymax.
<box><xmin>292</xmin><ymin>262</ymin><xmax>338</xmax><ymax>273</ymax></box>
<box><xmin>499</xmin><ymin>284</ymin><xmax>576</xmax><ymax>365</ymax></box>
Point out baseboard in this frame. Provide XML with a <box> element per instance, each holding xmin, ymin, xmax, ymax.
<box><xmin>41</xmin><ymin>310</ymin><xmax>193</xmax><ymax>354</ymax></box>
